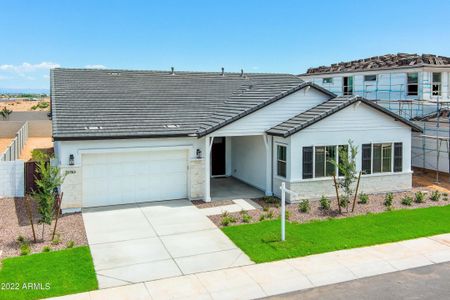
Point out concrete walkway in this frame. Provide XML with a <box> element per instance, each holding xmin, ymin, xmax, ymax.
<box><xmin>82</xmin><ymin>200</ymin><xmax>253</xmax><ymax>289</ymax></box>
<box><xmin>51</xmin><ymin>233</ymin><xmax>450</xmax><ymax>300</ymax></box>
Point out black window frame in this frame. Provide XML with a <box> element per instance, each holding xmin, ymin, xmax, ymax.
<box><xmin>394</xmin><ymin>142</ymin><xmax>403</xmax><ymax>172</ymax></box>
<box><xmin>432</xmin><ymin>72</ymin><xmax>442</xmax><ymax>96</ymax></box>
<box><xmin>407</xmin><ymin>73</ymin><xmax>418</xmax><ymax>96</ymax></box>
<box><xmin>362</xmin><ymin>144</ymin><xmax>372</xmax><ymax>174</ymax></box>
<box><xmin>323</xmin><ymin>77</ymin><xmax>333</xmax><ymax>84</ymax></box>
<box><xmin>302</xmin><ymin>147</ymin><xmax>313</xmax><ymax>179</ymax></box>
<box><xmin>364</xmin><ymin>75</ymin><xmax>377</xmax><ymax>82</ymax></box>
<box><xmin>277</xmin><ymin>145</ymin><xmax>287</xmax><ymax>178</ymax></box>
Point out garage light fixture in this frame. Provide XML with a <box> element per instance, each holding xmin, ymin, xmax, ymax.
<box><xmin>69</xmin><ymin>154</ymin><xmax>75</xmax><ymax>166</ymax></box>
<box><xmin>196</xmin><ymin>149</ymin><xmax>202</xmax><ymax>159</ymax></box>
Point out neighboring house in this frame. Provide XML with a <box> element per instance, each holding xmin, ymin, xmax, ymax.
<box><xmin>299</xmin><ymin>53</ymin><xmax>450</xmax><ymax>118</ymax></box>
<box><xmin>51</xmin><ymin>68</ymin><xmax>421</xmax><ymax>210</ymax></box>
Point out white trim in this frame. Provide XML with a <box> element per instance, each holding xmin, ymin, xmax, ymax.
<box><xmin>290</xmin><ymin>170</ymin><xmax>413</xmax><ymax>183</ymax></box>
<box><xmin>78</xmin><ymin>145</ymin><xmax>192</xmax><ymax>155</ymax></box>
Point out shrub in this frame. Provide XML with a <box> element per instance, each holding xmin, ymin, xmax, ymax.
<box><xmin>263</xmin><ymin>206</ymin><xmax>269</xmax><ymax>212</ymax></box>
<box><xmin>414</xmin><ymin>191</ymin><xmax>425</xmax><ymax>203</ymax></box>
<box><xmin>430</xmin><ymin>190</ymin><xmax>441</xmax><ymax>202</ymax></box>
<box><xmin>20</xmin><ymin>243</ymin><xmax>31</xmax><ymax>256</ymax></box>
<box><xmin>220</xmin><ymin>211</ymin><xmax>236</xmax><ymax>226</ymax></box>
<box><xmin>319</xmin><ymin>195</ymin><xmax>331</xmax><ymax>210</ymax></box>
<box><xmin>443</xmin><ymin>193</ymin><xmax>448</xmax><ymax>201</ymax></box>
<box><xmin>16</xmin><ymin>235</ymin><xmax>26</xmax><ymax>244</ymax></box>
<box><xmin>259</xmin><ymin>214</ymin><xmax>266</xmax><ymax>221</ymax></box>
<box><xmin>265</xmin><ymin>210</ymin><xmax>274</xmax><ymax>219</ymax></box>
<box><xmin>358</xmin><ymin>193</ymin><xmax>369</xmax><ymax>204</ymax></box>
<box><xmin>31</xmin><ymin>101</ymin><xmax>50</xmax><ymax>110</ymax></box>
<box><xmin>384</xmin><ymin>192</ymin><xmax>394</xmax><ymax>207</ymax></box>
<box><xmin>242</xmin><ymin>213</ymin><xmax>252</xmax><ymax>223</ymax></box>
<box><xmin>262</xmin><ymin>196</ymin><xmax>279</xmax><ymax>204</ymax></box>
<box><xmin>339</xmin><ymin>195</ymin><xmax>349</xmax><ymax>208</ymax></box>
<box><xmin>66</xmin><ymin>240</ymin><xmax>75</xmax><ymax>249</ymax></box>
<box><xmin>401</xmin><ymin>195</ymin><xmax>413</xmax><ymax>206</ymax></box>
<box><xmin>51</xmin><ymin>233</ymin><xmax>61</xmax><ymax>245</ymax></box>
<box><xmin>285</xmin><ymin>210</ymin><xmax>291</xmax><ymax>220</ymax></box>
<box><xmin>42</xmin><ymin>246</ymin><xmax>51</xmax><ymax>252</ymax></box>
<box><xmin>298</xmin><ymin>199</ymin><xmax>310</xmax><ymax>213</ymax></box>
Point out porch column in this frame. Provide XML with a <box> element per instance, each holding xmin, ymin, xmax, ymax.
<box><xmin>263</xmin><ymin>134</ymin><xmax>273</xmax><ymax>196</ymax></box>
<box><xmin>204</xmin><ymin>136</ymin><xmax>214</xmax><ymax>202</ymax></box>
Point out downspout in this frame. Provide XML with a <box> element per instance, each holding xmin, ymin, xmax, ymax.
<box><xmin>271</xmin><ymin>136</ymin><xmax>274</xmax><ymax>196</ymax></box>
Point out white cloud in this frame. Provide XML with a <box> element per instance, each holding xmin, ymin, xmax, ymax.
<box><xmin>0</xmin><ymin>62</ymin><xmax>60</xmax><ymax>74</ymax></box>
<box><xmin>84</xmin><ymin>64</ymin><xmax>106</xmax><ymax>69</ymax></box>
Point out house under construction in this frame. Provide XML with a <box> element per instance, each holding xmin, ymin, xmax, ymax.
<box><xmin>300</xmin><ymin>53</ymin><xmax>450</xmax><ymax>177</ymax></box>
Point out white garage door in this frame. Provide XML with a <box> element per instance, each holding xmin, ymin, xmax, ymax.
<box><xmin>82</xmin><ymin>149</ymin><xmax>188</xmax><ymax>207</ymax></box>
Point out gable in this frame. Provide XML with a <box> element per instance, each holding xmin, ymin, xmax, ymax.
<box><xmin>210</xmin><ymin>88</ymin><xmax>331</xmax><ymax>136</ymax></box>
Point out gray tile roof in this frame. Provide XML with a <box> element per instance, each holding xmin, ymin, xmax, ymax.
<box><xmin>266</xmin><ymin>96</ymin><xmax>423</xmax><ymax>137</ymax></box>
<box><xmin>304</xmin><ymin>53</ymin><xmax>450</xmax><ymax>75</ymax></box>
<box><xmin>51</xmin><ymin>68</ymin><xmax>334</xmax><ymax>140</ymax></box>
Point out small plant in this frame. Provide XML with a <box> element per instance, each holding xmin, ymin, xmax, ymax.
<box><xmin>319</xmin><ymin>195</ymin><xmax>330</xmax><ymax>210</ymax></box>
<box><xmin>51</xmin><ymin>233</ymin><xmax>61</xmax><ymax>245</ymax></box>
<box><xmin>262</xmin><ymin>196</ymin><xmax>279</xmax><ymax>204</ymax></box>
<box><xmin>298</xmin><ymin>199</ymin><xmax>310</xmax><ymax>213</ymax></box>
<box><xmin>259</xmin><ymin>214</ymin><xmax>266</xmax><ymax>221</ymax></box>
<box><xmin>20</xmin><ymin>243</ymin><xmax>31</xmax><ymax>256</ymax></box>
<box><xmin>285</xmin><ymin>210</ymin><xmax>291</xmax><ymax>220</ymax></box>
<box><xmin>430</xmin><ymin>190</ymin><xmax>441</xmax><ymax>202</ymax></box>
<box><xmin>16</xmin><ymin>235</ymin><xmax>26</xmax><ymax>244</ymax></box>
<box><xmin>265</xmin><ymin>209</ymin><xmax>274</xmax><ymax>219</ymax></box>
<box><xmin>263</xmin><ymin>206</ymin><xmax>269</xmax><ymax>212</ymax></box>
<box><xmin>220</xmin><ymin>211</ymin><xmax>236</xmax><ymax>226</ymax></box>
<box><xmin>66</xmin><ymin>240</ymin><xmax>75</xmax><ymax>248</ymax></box>
<box><xmin>242</xmin><ymin>213</ymin><xmax>252</xmax><ymax>223</ymax></box>
<box><xmin>384</xmin><ymin>192</ymin><xmax>394</xmax><ymax>207</ymax></box>
<box><xmin>42</xmin><ymin>246</ymin><xmax>51</xmax><ymax>252</ymax></box>
<box><xmin>401</xmin><ymin>195</ymin><xmax>413</xmax><ymax>206</ymax></box>
<box><xmin>414</xmin><ymin>191</ymin><xmax>425</xmax><ymax>203</ymax></box>
<box><xmin>31</xmin><ymin>101</ymin><xmax>50</xmax><ymax>110</ymax></box>
<box><xmin>0</xmin><ymin>106</ymin><xmax>12</xmax><ymax>120</ymax></box>
<box><xmin>358</xmin><ymin>193</ymin><xmax>369</xmax><ymax>204</ymax></box>
<box><xmin>339</xmin><ymin>195</ymin><xmax>349</xmax><ymax>208</ymax></box>
<box><xmin>443</xmin><ymin>193</ymin><xmax>448</xmax><ymax>201</ymax></box>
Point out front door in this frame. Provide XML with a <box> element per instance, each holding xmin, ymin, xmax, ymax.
<box><xmin>211</xmin><ymin>137</ymin><xmax>226</xmax><ymax>176</ymax></box>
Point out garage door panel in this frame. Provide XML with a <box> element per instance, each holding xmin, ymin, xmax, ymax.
<box><xmin>82</xmin><ymin>149</ymin><xmax>188</xmax><ymax>207</ymax></box>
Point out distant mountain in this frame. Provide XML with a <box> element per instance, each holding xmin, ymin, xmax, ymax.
<box><xmin>0</xmin><ymin>88</ymin><xmax>49</xmax><ymax>95</ymax></box>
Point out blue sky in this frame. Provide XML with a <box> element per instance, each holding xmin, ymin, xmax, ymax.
<box><xmin>1</xmin><ymin>0</ymin><xmax>449</xmax><ymax>91</ymax></box>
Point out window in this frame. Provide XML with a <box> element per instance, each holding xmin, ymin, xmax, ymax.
<box><xmin>303</xmin><ymin>145</ymin><xmax>346</xmax><ymax>179</ymax></box>
<box><xmin>343</xmin><ymin>76</ymin><xmax>353</xmax><ymax>95</ymax></box>
<box><xmin>302</xmin><ymin>147</ymin><xmax>313</xmax><ymax>179</ymax></box>
<box><xmin>338</xmin><ymin>145</ymin><xmax>348</xmax><ymax>176</ymax></box>
<box><xmin>323</xmin><ymin>77</ymin><xmax>333</xmax><ymax>84</ymax></box>
<box><xmin>394</xmin><ymin>143</ymin><xmax>403</xmax><ymax>172</ymax></box>
<box><xmin>362</xmin><ymin>144</ymin><xmax>372</xmax><ymax>174</ymax></box>
<box><xmin>407</xmin><ymin>73</ymin><xmax>418</xmax><ymax>96</ymax></box>
<box><xmin>432</xmin><ymin>72</ymin><xmax>442</xmax><ymax>96</ymax></box>
<box><xmin>364</xmin><ymin>75</ymin><xmax>377</xmax><ymax>82</ymax></box>
<box><xmin>277</xmin><ymin>145</ymin><xmax>287</xmax><ymax>178</ymax></box>
<box><xmin>362</xmin><ymin>143</ymin><xmax>402</xmax><ymax>174</ymax></box>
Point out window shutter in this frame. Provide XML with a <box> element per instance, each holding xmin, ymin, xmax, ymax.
<box><xmin>362</xmin><ymin>144</ymin><xmax>371</xmax><ymax>174</ymax></box>
<box><xmin>394</xmin><ymin>143</ymin><xmax>403</xmax><ymax>172</ymax></box>
<box><xmin>302</xmin><ymin>147</ymin><xmax>313</xmax><ymax>179</ymax></box>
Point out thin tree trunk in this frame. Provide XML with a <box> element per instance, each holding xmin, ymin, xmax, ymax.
<box><xmin>332</xmin><ymin>175</ymin><xmax>341</xmax><ymax>214</ymax></box>
<box><xmin>52</xmin><ymin>193</ymin><xmax>63</xmax><ymax>240</ymax></box>
<box><xmin>25</xmin><ymin>196</ymin><xmax>37</xmax><ymax>243</ymax></box>
<box><xmin>352</xmin><ymin>172</ymin><xmax>362</xmax><ymax>212</ymax></box>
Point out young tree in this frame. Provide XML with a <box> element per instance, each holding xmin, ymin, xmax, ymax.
<box><xmin>329</xmin><ymin>140</ymin><xmax>359</xmax><ymax>213</ymax></box>
<box><xmin>32</xmin><ymin>152</ymin><xmax>65</xmax><ymax>239</ymax></box>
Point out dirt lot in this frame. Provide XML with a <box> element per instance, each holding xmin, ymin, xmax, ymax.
<box><xmin>19</xmin><ymin>137</ymin><xmax>54</xmax><ymax>161</ymax></box>
<box><xmin>0</xmin><ymin>138</ymin><xmax>13</xmax><ymax>154</ymax></box>
<box><xmin>413</xmin><ymin>167</ymin><xmax>450</xmax><ymax>194</ymax></box>
<box><xmin>0</xmin><ymin>97</ymin><xmax>50</xmax><ymax>111</ymax></box>
<box><xmin>0</xmin><ymin>198</ymin><xmax>87</xmax><ymax>259</ymax></box>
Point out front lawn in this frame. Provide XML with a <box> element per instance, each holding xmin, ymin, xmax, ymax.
<box><xmin>222</xmin><ymin>205</ymin><xmax>450</xmax><ymax>263</ymax></box>
<box><xmin>0</xmin><ymin>246</ymin><xmax>97</xmax><ymax>300</ymax></box>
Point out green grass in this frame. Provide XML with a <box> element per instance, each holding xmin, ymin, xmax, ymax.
<box><xmin>223</xmin><ymin>205</ymin><xmax>450</xmax><ymax>263</ymax></box>
<box><xmin>0</xmin><ymin>246</ymin><xmax>98</xmax><ymax>300</ymax></box>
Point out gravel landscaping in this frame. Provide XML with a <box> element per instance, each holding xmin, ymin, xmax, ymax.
<box><xmin>208</xmin><ymin>186</ymin><xmax>450</xmax><ymax>228</ymax></box>
<box><xmin>0</xmin><ymin>197</ymin><xmax>87</xmax><ymax>258</ymax></box>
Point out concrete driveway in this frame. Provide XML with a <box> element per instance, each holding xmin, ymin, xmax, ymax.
<box><xmin>82</xmin><ymin>200</ymin><xmax>253</xmax><ymax>288</ymax></box>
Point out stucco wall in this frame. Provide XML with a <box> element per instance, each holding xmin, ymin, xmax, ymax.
<box><xmin>0</xmin><ymin>160</ymin><xmax>24</xmax><ymax>197</ymax></box>
<box><xmin>189</xmin><ymin>159</ymin><xmax>205</xmax><ymax>199</ymax></box>
<box><xmin>60</xmin><ymin>165</ymin><xmax>82</xmax><ymax>210</ymax></box>
<box><xmin>231</xmin><ymin>135</ymin><xmax>266</xmax><ymax>190</ymax></box>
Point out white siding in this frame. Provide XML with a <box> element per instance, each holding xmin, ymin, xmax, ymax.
<box><xmin>212</xmin><ymin>88</ymin><xmax>330</xmax><ymax>136</ymax></box>
<box><xmin>288</xmin><ymin>102</ymin><xmax>412</xmax><ymax>181</ymax></box>
<box><xmin>230</xmin><ymin>135</ymin><xmax>266</xmax><ymax>190</ymax></box>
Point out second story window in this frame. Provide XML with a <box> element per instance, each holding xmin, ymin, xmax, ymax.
<box><xmin>432</xmin><ymin>72</ymin><xmax>442</xmax><ymax>96</ymax></box>
<box><xmin>364</xmin><ymin>75</ymin><xmax>377</xmax><ymax>82</ymax></box>
<box><xmin>323</xmin><ymin>78</ymin><xmax>333</xmax><ymax>84</ymax></box>
<box><xmin>407</xmin><ymin>73</ymin><xmax>418</xmax><ymax>96</ymax></box>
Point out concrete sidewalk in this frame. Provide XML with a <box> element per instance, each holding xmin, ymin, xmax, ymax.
<box><xmin>50</xmin><ymin>233</ymin><xmax>450</xmax><ymax>300</ymax></box>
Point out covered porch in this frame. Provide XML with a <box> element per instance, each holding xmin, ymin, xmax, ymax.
<box><xmin>203</xmin><ymin>134</ymin><xmax>274</xmax><ymax>202</ymax></box>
